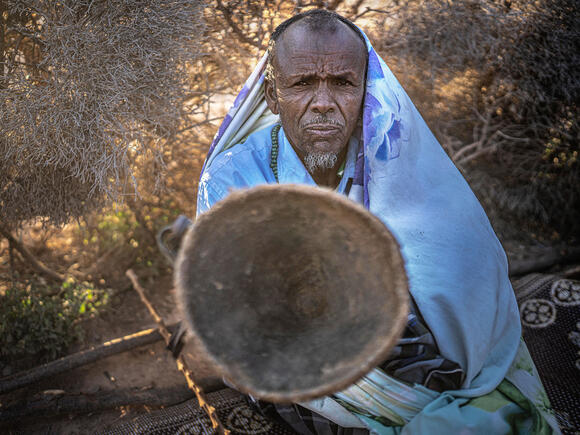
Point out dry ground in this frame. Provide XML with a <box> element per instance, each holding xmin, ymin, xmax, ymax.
<box><xmin>0</xmin><ymin>270</ymin><xmax>226</xmax><ymax>434</ymax></box>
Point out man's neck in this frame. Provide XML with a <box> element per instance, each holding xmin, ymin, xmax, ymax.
<box><xmin>304</xmin><ymin>150</ymin><xmax>347</xmax><ymax>189</ymax></box>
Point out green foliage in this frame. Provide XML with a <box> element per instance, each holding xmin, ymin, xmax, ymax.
<box><xmin>0</xmin><ymin>280</ymin><xmax>109</xmax><ymax>363</ymax></box>
<box><xmin>91</xmin><ymin>210</ymin><xmax>141</xmax><ymax>252</ymax></box>
<box><xmin>77</xmin><ymin>200</ymin><xmax>184</xmax><ymax>282</ymax></box>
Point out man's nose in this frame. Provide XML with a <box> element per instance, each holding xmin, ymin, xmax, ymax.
<box><xmin>310</xmin><ymin>82</ymin><xmax>335</xmax><ymax>114</ymax></box>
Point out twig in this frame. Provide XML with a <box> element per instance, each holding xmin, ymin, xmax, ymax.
<box><xmin>562</xmin><ymin>264</ymin><xmax>580</xmax><ymax>278</ymax></box>
<box><xmin>177</xmin><ymin>117</ymin><xmax>222</xmax><ymax>134</ymax></box>
<box><xmin>0</xmin><ymin>325</ymin><xmax>177</xmax><ymax>395</ymax></box>
<box><xmin>495</xmin><ymin>129</ymin><xmax>529</xmax><ymax>142</ymax></box>
<box><xmin>352</xmin><ymin>6</ymin><xmax>402</xmax><ymax>21</ymax></box>
<box><xmin>508</xmin><ymin>246</ymin><xmax>580</xmax><ymax>277</ymax></box>
<box><xmin>457</xmin><ymin>144</ymin><xmax>498</xmax><ymax>166</ymax></box>
<box><xmin>125</xmin><ymin>269</ymin><xmax>230</xmax><ymax>435</ymax></box>
<box><xmin>452</xmin><ymin>140</ymin><xmax>481</xmax><ymax>161</ymax></box>
<box><xmin>216</xmin><ymin>0</ymin><xmax>263</xmax><ymax>50</ymax></box>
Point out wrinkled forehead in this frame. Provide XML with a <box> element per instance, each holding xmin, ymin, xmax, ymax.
<box><xmin>272</xmin><ymin>21</ymin><xmax>367</xmax><ymax>74</ymax></box>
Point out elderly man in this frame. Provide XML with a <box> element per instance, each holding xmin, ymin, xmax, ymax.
<box><xmin>196</xmin><ymin>9</ymin><xmax>558</xmax><ymax>435</ymax></box>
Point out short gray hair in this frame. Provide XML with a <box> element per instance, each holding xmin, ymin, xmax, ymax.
<box><xmin>265</xmin><ymin>10</ymin><xmax>367</xmax><ymax>83</ymax></box>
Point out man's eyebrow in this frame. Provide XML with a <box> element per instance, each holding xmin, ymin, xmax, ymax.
<box><xmin>332</xmin><ymin>72</ymin><xmax>358</xmax><ymax>81</ymax></box>
<box><xmin>285</xmin><ymin>70</ymin><xmax>360</xmax><ymax>81</ymax></box>
<box><xmin>286</xmin><ymin>73</ymin><xmax>316</xmax><ymax>81</ymax></box>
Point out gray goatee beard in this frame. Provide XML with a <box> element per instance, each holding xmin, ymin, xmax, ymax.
<box><xmin>304</xmin><ymin>151</ymin><xmax>338</xmax><ymax>172</ymax></box>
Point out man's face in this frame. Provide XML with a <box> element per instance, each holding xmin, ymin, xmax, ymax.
<box><xmin>265</xmin><ymin>23</ymin><xmax>366</xmax><ymax>168</ymax></box>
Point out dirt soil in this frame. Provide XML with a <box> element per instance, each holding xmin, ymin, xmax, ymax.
<box><xmin>0</xmin><ymin>272</ymin><xmax>225</xmax><ymax>434</ymax></box>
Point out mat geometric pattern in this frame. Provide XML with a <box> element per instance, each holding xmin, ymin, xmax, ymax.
<box><xmin>102</xmin><ymin>387</ymin><xmax>294</xmax><ymax>434</ymax></box>
<box><xmin>104</xmin><ymin>274</ymin><xmax>580</xmax><ymax>435</ymax></box>
<box><xmin>513</xmin><ymin>273</ymin><xmax>580</xmax><ymax>435</ymax></box>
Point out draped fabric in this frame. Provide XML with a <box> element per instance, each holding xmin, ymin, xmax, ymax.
<box><xmin>197</xmin><ymin>27</ymin><xmax>559</xmax><ymax>434</ymax></box>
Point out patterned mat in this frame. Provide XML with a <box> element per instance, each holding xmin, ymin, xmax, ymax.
<box><xmin>102</xmin><ymin>387</ymin><xmax>294</xmax><ymax>434</ymax></box>
<box><xmin>513</xmin><ymin>274</ymin><xmax>580</xmax><ymax>434</ymax></box>
<box><xmin>104</xmin><ymin>274</ymin><xmax>579</xmax><ymax>435</ymax></box>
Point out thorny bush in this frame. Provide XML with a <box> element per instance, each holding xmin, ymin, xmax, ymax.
<box><xmin>0</xmin><ymin>0</ymin><xmax>205</xmax><ymax>228</ymax></box>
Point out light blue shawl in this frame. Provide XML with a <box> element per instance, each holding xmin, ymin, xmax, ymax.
<box><xmin>359</xmin><ymin>36</ymin><xmax>519</xmax><ymax>397</ymax></box>
<box><xmin>198</xmin><ymin>27</ymin><xmax>558</xmax><ymax>434</ymax></box>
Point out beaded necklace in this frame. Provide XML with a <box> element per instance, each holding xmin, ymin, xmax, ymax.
<box><xmin>270</xmin><ymin>124</ymin><xmax>281</xmax><ymax>182</ymax></box>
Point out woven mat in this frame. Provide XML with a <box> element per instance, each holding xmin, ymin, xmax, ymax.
<box><xmin>104</xmin><ymin>274</ymin><xmax>579</xmax><ymax>434</ymax></box>
<box><xmin>102</xmin><ymin>387</ymin><xmax>294</xmax><ymax>434</ymax></box>
<box><xmin>513</xmin><ymin>273</ymin><xmax>580</xmax><ymax>434</ymax></box>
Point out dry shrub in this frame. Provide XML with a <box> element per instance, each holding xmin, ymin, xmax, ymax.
<box><xmin>202</xmin><ymin>1</ymin><xmax>354</xmax><ymax>99</ymax></box>
<box><xmin>372</xmin><ymin>0</ymin><xmax>579</xmax><ymax>238</ymax></box>
<box><xmin>0</xmin><ymin>0</ymin><xmax>206</xmax><ymax>228</ymax></box>
<box><xmin>203</xmin><ymin>0</ymin><xmax>294</xmax><ymax>89</ymax></box>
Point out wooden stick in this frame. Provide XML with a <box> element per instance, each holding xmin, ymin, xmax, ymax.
<box><xmin>0</xmin><ymin>325</ymin><xmax>177</xmax><ymax>395</ymax></box>
<box><xmin>0</xmin><ymin>386</ymin><xmax>193</xmax><ymax>422</ymax></box>
<box><xmin>562</xmin><ymin>264</ymin><xmax>580</xmax><ymax>278</ymax></box>
<box><xmin>126</xmin><ymin>269</ymin><xmax>230</xmax><ymax>435</ymax></box>
<box><xmin>509</xmin><ymin>246</ymin><xmax>580</xmax><ymax>277</ymax></box>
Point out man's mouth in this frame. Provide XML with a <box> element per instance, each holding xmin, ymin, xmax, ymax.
<box><xmin>301</xmin><ymin>115</ymin><xmax>344</xmax><ymax>130</ymax></box>
<box><xmin>306</xmin><ymin>124</ymin><xmax>340</xmax><ymax>131</ymax></box>
<box><xmin>304</xmin><ymin>124</ymin><xmax>341</xmax><ymax>137</ymax></box>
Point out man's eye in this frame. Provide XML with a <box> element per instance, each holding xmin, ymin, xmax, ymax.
<box><xmin>336</xmin><ymin>79</ymin><xmax>352</xmax><ymax>86</ymax></box>
<box><xmin>294</xmin><ymin>80</ymin><xmax>309</xmax><ymax>86</ymax></box>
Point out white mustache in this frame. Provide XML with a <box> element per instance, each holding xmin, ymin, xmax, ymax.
<box><xmin>301</xmin><ymin>116</ymin><xmax>344</xmax><ymax>129</ymax></box>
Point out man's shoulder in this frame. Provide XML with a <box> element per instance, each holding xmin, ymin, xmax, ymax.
<box><xmin>205</xmin><ymin>125</ymin><xmax>274</xmax><ymax>175</ymax></box>
<box><xmin>197</xmin><ymin>125</ymin><xmax>277</xmax><ymax>213</ymax></box>
<box><xmin>199</xmin><ymin>125</ymin><xmax>277</xmax><ymax>207</ymax></box>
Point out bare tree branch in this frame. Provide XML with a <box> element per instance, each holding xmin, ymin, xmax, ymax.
<box><xmin>0</xmin><ymin>222</ymin><xmax>65</xmax><ymax>283</ymax></box>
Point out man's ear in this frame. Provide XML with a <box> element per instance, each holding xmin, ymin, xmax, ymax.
<box><xmin>264</xmin><ymin>79</ymin><xmax>279</xmax><ymax>115</ymax></box>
